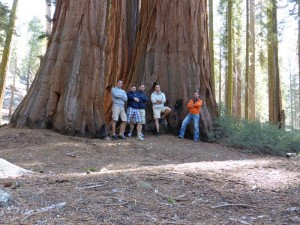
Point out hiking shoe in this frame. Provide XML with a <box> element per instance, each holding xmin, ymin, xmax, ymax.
<box><xmin>127</xmin><ymin>132</ymin><xmax>132</xmax><ymax>137</ymax></box>
<box><xmin>137</xmin><ymin>136</ymin><xmax>144</xmax><ymax>141</ymax></box>
<box><xmin>118</xmin><ymin>135</ymin><xmax>126</xmax><ymax>140</ymax></box>
<box><xmin>140</xmin><ymin>133</ymin><xmax>144</xmax><ymax>138</ymax></box>
<box><xmin>111</xmin><ymin>135</ymin><xmax>118</xmax><ymax>140</ymax></box>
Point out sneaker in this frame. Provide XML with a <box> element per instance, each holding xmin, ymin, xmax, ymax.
<box><xmin>137</xmin><ymin>136</ymin><xmax>144</xmax><ymax>141</ymax></box>
<box><xmin>118</xmin><ymin>135</ymin><xmax>126</xmax><ymax>140</ymax></box>
<box><xmin>111</xmin><ymin>135</ymin><xmax>118</xmax><ymax>140</ymax></box>
<box><xmin>178</xmin><ymin>135</ymin><xmax>183</xmax><ymax>139</ymax></box>
<box><xmin>140</xmin><ymin>133</ymin><xmax>144</xmax><ymax>138</ymax></box>
<box><xmin>155</xmin><ymin>131</ymin><xmax>160</xmax><ymax>137</ymax></box>
<box><xmin>127</xmin><ymin>132</ymin><xmax>132</xmax><ymax>137</ymax></box>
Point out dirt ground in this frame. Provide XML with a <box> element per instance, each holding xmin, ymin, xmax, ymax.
<box><xmin>0</xmin><ymin>127</ymin><xmax>300</xmax><ymax>225</ymax></box>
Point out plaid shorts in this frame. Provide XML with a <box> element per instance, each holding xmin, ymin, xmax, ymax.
<box><xmin>126</xmin><ymin>107</ymin><xmax>141</xmax><ymax>124</ymax></box>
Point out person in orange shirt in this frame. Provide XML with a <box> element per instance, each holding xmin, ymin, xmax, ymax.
<box><xmin>178</xmin><ymin>91</ymin><xmax>203</xmax><ymax>142</ymax></box>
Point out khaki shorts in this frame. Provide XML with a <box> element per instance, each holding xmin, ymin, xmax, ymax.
<box><xmin>112</xmin><ymin>106</ymin><xmax>127</xmax><ymax>122</ymax></box>
<box><xmin>138</xmin><ymin>109</ymin><xmax>146</xmax><ymax>124</ymax></box>
<box><xmin>153</xmin><ymin>107</ymin><xmax>168</xmax><ymax>119</ymax></box>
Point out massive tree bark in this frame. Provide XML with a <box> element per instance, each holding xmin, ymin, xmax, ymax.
<box><xmin>11</xmin><ymin>0</ymin><xmax>217</xmax><ymax>138</ymax></box>
<box><xmin>11</xmin><ymin>0</ymin><xmax>109</xmax><ymax>137</ymax></box>
<box><xmin>127</xmin><ymin>0</ymin><xmax>217</xmax><ymax>134</ymax></box>
<box><xmin>104</xmin><ymin>0</ymin><xmax>139</xmax><ymax>123</ymax></box>
<box><xmin>0</xmin><ymin>0</ymin><xmax>18</xmax><ymax>124</ymax></box>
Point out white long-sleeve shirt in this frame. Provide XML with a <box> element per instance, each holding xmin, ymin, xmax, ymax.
<box><xmin>151</xmin><ymin>91</ymin><xmax>166</xmax><ymax>109</ymax></box>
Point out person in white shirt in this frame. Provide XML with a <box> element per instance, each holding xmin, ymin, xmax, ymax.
<box><xmin>151</xmin><ymin>84</ymin><xmax>171</xmax><ymax>136</ymax></box>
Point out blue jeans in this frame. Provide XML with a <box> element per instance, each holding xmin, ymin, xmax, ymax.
<box><xmin>179</xmin><ymin>113</ymin><xmax>200</xmax><ymax>141</ymax></box>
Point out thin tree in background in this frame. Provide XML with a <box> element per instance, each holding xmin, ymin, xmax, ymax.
<box><xmin>0</xmin><ymin>2</ymin><xmax>10</xmax><ymax>52</ymax></box>
<box><xmin>267</xmin><ymin>0</ymin><xmax>283</xmax><ymax>126</ymax></box>
<box><xmin>209</xmin><ymin>0</ymin><xmax>215</xmax><ymax>96</ymax></box>
<box><xmin>0</xmin><ymin>0</ymin><xmax>18</xmax><ymax>124</ymax></box>
<box><xmin>245</xmin><ymin>0</ymin><xmax>256</xmax><ymax>120</ymax></box>
<box><xmin>226</xmin><ymin>0</ymin><xmax>233</xmax><ymax>115</ymax></box>
<box><xmin>233</xmin><ymin>0</ymin><xmax>243</xmax><ymax>118</ymax></box>
<box><xmin>21</xmin><ymin>17</ymin><xmax>44</xmax><ymax>91</ymax></box>
<box><xmin>45</xmin><ymin>0</ymin><xmax>52</xmax><ymax>37</ymax></box>
<box><xmin>298</xmin><ymin>0</ymin><xmax>300</xmax><ymax>128</ymax></box>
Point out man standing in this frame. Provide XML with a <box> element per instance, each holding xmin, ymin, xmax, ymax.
<box><xmin>111</xmin><ymin>80</ymin><xmax>127</xmax><ymax>140</ymax></box>
<box><xmin>151</xmin><ymin>84</ymin><xmax>171</xmax><ymax>136</ymax></box>
<box><xmin>128</xmin><ymin>84</ymin><xmax>148</xmax><ymax>138</ymax></box>
<box><xmin>126</xmin><ymin>85</ymin><xmax>144</xmax><ymax>141</ymax></box>
<box><xmin>178</xmin><ymin>91</ymin><xmax>203</xmax><ymax>142</ymax></box>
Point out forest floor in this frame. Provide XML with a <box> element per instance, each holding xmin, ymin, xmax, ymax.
<box><xmin>0</xmin><ymin>127</ymin><xmax>300</xmax><ymax>225</ymax></box>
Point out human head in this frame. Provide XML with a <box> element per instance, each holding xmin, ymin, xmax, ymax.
<box><xmin>155</xmin><ymin>84</ymin><xmax>161</xmax><ymax>92</ymax></box>
<box><xmin>139</xmin><ymin>84</ymin><xmax>145</xmax><ymax>91</ymax></box>
<box><xmin>130</xmin><ymin>85</ymin><xmax>137</xmax><ymax>92</ymax></box>
<box><xmin>193</xmin><ymin>91</ymin><xmax>199</xmax><ymax>99</ymax></box>
<box><xmin>117</xmin><ymin>80</ymin><xmax>123</xmax><ymax>88</ymax></box>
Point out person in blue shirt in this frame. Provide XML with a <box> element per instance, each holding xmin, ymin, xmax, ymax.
<box><xmin>128</xmin><ymin>84</ymin><xmax>148</xmax><ymax>138</ymax></box>
<box><xmin>126</xmin><ymin>85</ymin><xmax>144</xmax><ymax>141</ymax></box>
<box><xmin>111</xmin><ymin>80</ymin><xmax>127</xmax><ymax>140</ymax></box>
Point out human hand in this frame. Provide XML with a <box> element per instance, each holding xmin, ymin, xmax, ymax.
<box><xmin>134</xmin><ymin>97</ymin><xmax>139</xmax><ymax>102</ymax></box>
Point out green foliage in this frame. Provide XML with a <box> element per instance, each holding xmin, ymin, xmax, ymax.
<box><xmin>209</xmin><ymin>114</ymin><xmax>300</xmax><ymax>156</ymax></box>
<box><xmin>20</xmin><ymin>17</ymin><xmax>45</xmax><ymax>87</ymax></box>
<box><xmin>0</xmin><ymin>2</ymin><xmax>10</xmax><ymax>51</ymax></box>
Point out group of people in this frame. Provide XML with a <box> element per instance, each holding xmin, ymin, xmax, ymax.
<box><xmin>111</xmin><ymin>80</ymin><xmax>203</xmax><ymax>142</ymax></box>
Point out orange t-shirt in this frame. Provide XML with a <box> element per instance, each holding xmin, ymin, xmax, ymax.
<box><xmin>187</xmin><ymin>99</ymin><xmax>203</xmax><ymax>114</ymax></box>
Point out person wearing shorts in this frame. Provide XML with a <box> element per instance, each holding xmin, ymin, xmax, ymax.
<box><xmin>126</xmin><ymin>85</ymin><xmax>144</xmax><ymax>141</ymax></box>
<box><xmin>151</xmin><ymin>84</ymin><xmax>171</xmax><ymax>136</ymax></box>
<box><xmin>111</xmin><ymin>80</ymin><xmax>127</xmax><ymax>140</ymax></box>
<box><xmin>128</xmin><ymin>84</ymin><xmax>148</xmax><ymax>138</ymax></box>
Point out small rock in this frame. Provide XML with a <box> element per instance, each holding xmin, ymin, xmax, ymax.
<box><xmin>0</xmin><ymin>189</ymin><xmax>11</xmax><ymax>207</ymax></box>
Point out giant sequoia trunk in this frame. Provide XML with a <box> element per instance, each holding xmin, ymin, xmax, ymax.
<box><xmin>11</xmin><ymin>0</ymin><xmax>109</xmax><ymax>137</ymax></box>
<box><xmin>104</xmin><ymin>0</ymin><xmax>139</xmax><ymax>123</ymax></box>
<box><xmin>11</xmin><ymin>0</ymin><xmax>217</xmax><ymax>138</ymax></box>
<box><xmin>127</xmin><ymin>0</ymin><xmax>217</xmax><ymax>134</ymax></box>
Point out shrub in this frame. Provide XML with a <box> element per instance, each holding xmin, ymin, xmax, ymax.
<box><xmin>209</xmin><ymin>114</ymin><xmax>300</xmax><ymax>156</ymax></box>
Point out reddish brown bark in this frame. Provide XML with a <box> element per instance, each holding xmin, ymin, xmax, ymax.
<box><xmin>127</xmin><ymin>0</ymin><xmax>217</xmax><ymax>135</ymax></box>
<box><xmin>11</xmin><ymin>0</ymin><xmax>217</xmax><ymax>138</ymax></box>
<box><xmin>11</xmin><ymin>0</ymin><xmax>109</xmax><ymax>137</ymax></box>
<box><xmin>104</xmin><ymin>0</ymin><xmax>139</xmax><ymax>123</ymax></box>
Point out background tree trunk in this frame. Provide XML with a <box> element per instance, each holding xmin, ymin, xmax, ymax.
<box><xmin>209</xmin><ymin>0</ymin><xmax>215</xmax><ymax>96</ymax></box>
<box><xmin>226</xmin><ymin>0</ymin><xmax>233</xmax><ymax>115</ymax></box>
<box><xmin>0</xmin><ymin>0</ymin><xmax>18</xmax><ymax>124</ymax></box>
<box><xmin>267</xmin><ymin>0</ymin><xmax>283</xmax><ymax>126</ymax></box>
<box><xmin>10</xmin><ymin>0</ymin><xmax>109</xmax><ymax>137</ymax></box>
<box><xmin>127</xmin><ymin>0</ymin><xmax>217</xmax><ymax>135</ymax></box>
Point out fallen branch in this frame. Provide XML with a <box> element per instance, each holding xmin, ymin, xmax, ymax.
<box><xmin>79</xmin><ymin>184</ymin><xmax>103</xmax><ymax>190</ymax></box>
<box><xmin>229</xmin><ymin>217</ymin><xmax>251</xmax><ymax>225</ymax></box>
<box><xmin>211</xmin><ymin>203</ymin><xmax>259</xmax><ymax>209</ymax></box>
<box><xmin>22</xmin><ymin>202</ymin><xmax>66</xmax><ymax>222</ymax></box>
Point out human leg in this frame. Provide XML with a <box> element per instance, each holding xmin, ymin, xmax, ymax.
<box><xmin>178</xmin><ymin>114</ymin><xmax>192</xmax><ymax>138</ymax></box>
<box><xmin>153</xmin><ymin>108</ymin><xmax>162</xmax><ymax>134</ymax></box>
<box><xmin>161</xmin><ymin>107</ymin><xmax>171</xmax><ymax>119</ymax></box>
<box><xmin>118</xmin><ymin>107</ymin><xmax>127</xmax><ymax>138</ymax></box>
<box><xmin>192</xmin><ymin>114</ymin><xmax>200</xmax><ymax>142</ymax></box>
